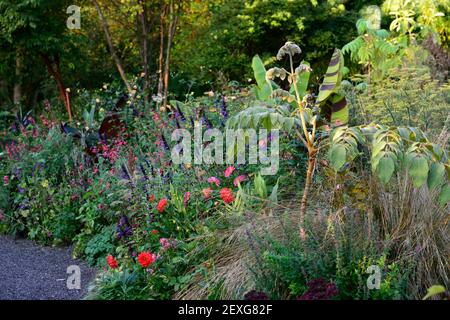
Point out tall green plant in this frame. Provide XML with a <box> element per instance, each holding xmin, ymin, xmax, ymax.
<box><xmin>342</xmin><ymin>18</ymin><xmax>398</xmax><ymax>88</ymax></box>
<box><xmin>228</xmin><ymin>42</ymin><xmax>349</xmax><ymax>236</ymax></box>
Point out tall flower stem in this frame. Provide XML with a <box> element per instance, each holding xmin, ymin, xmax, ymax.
<box><xmin>289</xmin><ymin>52</ymin><xmax>317</xmax><ymax>237</ymax></box>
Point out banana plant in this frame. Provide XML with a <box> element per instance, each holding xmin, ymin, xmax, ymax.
<box><xmin>227</xmin><ymin>42</ymin><xmax>349</xmax><ymax>236</ymax></box>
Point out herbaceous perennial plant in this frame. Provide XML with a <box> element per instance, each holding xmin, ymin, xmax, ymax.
<box><xmin>228</xmin><ymin>41</ymin><xmax>449</xmax><ymax>239</ymax></box>
<box><xmin>228</xmin><ymin>41</ymin><xmax>350</xmax><ymax>237</ymax></box>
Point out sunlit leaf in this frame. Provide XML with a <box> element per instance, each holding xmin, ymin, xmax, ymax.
<box><xmin>408</xmin><ymin>156</ymin><xmax>429</xmax><ymax>188</ymax></box>
<box><xmin>427</xmin><ymin>162</ymin><xmax>445</xmax><ymax>190</ymax></box>
<box><xmin>329</xmin><ymin>144</ymin><xmax>347</xmax><ymax>171</ymax></box>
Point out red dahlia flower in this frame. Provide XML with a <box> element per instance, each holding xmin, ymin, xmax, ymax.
<box><xmin>137</xmin><ymin>252</ymin><xmax>156</xmax><ymax>268</ymax></box>
<box><xmin>106</xmin><ymin>255</ymin><xmax>118</xmax><ymax>269</ymax></box>
<box><xmin>157</xmin><ymin>198</ymin><xmax>168</xmax><ymax>213</ymax></box>
<box><xmin>220</xmin><ymin>188</ymin><xmax>235</xmax><ymax>204</ymax></box>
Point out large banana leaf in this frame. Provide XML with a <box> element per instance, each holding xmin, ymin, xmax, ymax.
<box><xmin>320</xmin><ymin>93</ymin><xmax>349</xmax><ymax>125</ymax></box>
<box><xmin>252</xmin><ymin>55</ymin><xmax>278</xmax><ymax>101</ymax></box>
<box><xmin>315</xmin><ymin>49</ymin><xmax>348</xmax><ymax>126</ymax></box>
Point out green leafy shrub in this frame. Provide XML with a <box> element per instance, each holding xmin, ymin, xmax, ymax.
<box><xmin>246</xmin><ymin>209</ymin><xmax>411</xmax><ymax>300</ymax></box>
<box><xmin>345</xmin><ymin>67</ymin><xmax>450</xmax><ymax>138</ymax></box>
<box><xmin>87</xmin><ymin>270</ymin><xmax>151</xmax><ymax>300</ymax></box>
<box><xmin>84</xmin><ymin>225</ymin><xmax>116</xmax><ymax>266</ymax></box>
<box><xmin>0</xmin><ymin>125</ymin><xmax>83</xmax><ymax>241</ymax></box>
<box><xmin>342</xmin><ymin>18</ymin><xmax>399</xmax><ymax>85</ymax></box>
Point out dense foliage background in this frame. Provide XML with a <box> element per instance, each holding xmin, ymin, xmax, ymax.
<box><xmin>0</xmin><ymin>0</ymin><xmax>396</xmax><ymax>108</ymax></box>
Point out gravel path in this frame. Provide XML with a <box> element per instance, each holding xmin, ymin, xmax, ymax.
<box><xmin>0</xmin><ymin>235</ymin><xmax>97</xmax><ymax>300</ymax></box>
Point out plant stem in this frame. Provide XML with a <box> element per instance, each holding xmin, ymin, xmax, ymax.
<box><xmin>289</xmin><ymin>53</ymin><xmax>317</xmax><ymax>236</ymax></box>
<box><xmin>289</xmin><ymin>54</ymin><xmax>310</xmax><ymax>144</ymax></box>
<box><xmin>300</xmin><ymin>147</ymin><xmax>318</xmax><ymax>236</ymax></box>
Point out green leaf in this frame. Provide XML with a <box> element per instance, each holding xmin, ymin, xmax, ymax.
<box><xmin>375</xmin><ymin>29</ymin><xmax>390</xmax><ymax>39</ymax></box>
<box><xmin>329</xmin><ymin>144</ymin><xmax>347</xmax><ymax>171</ymax></box>
<box><xmin>438</xmin><ymin>184</ymin><xmax>450</xmax><ymax>207</ymax></box>
<box><xmin>252</xmin><ymin>55</ymin><xmax>273</xmax><ymax>100</ymax></box>
<box><xmin>331</xmin><ymin>127</ymin><xmax>346</xmax><ymax>142</ymax></box>
<box><xmin>269</xmin><ymin>179</ymin><xmax>279</xmax><ymax>205</ymax></box>
<box><xmin>356</xmin><ymin>18</ymin><xmax>369</xmax><ymax>34</ymax></box>
<box><xmin>377</xmin><ymin>156</ymin><xmax>395</xmax><ymax>184</ymax></box>
<box><xmin>258</xmin><ymin>83</ymin><xmax>273</xmax><ymax>101</ymax></box>
<box><xmin>316</xmin><ymin>49</ymin><xmax>348</xmax><ymax>125</ymax></box>
<box><xmin>290</xmin><ymin>60</ymin><xmax>310</xmax><ymax>98</ymax></box>
<box><xmin>169</xmin><ymin>100</ymin><xmax>184</xmax><ymax>109</ymax></box>
<box><xmin>422</xmin><ymin>285</ymin><xmax>446</xmax><ymax>300</ymax></box>
<box><xmin>316</xmin><ymin>49</ymin><xmax>343</xmax><ymax>105</ymax></box>
<box><xmin>254</xmin><ymin>173</ymin><xmax>267</xmax><ymax>199</ymax></box>
<box><xmin>358</xmin><ymin>44</ymin><xmax>371</xmax><ymax>62</ymax></box>
<box><xmin>252</xmin><ymin>56</ymin><xmax>266</xmax><ymax>87</ymax></box>
<box><xmin>372</xmin><ymin>141</ymin><xmax>387</xmax><ymax>159</ymax></box>
<box><xmin>270</xmin><ymin>113</ymin><xmax>279</xmax><ymax>127</ymax></box>
<box><xmin>427</xmin><ymin>163</ymin><xmax>445</xmax><ymax>190</ymax></box>
<box><xmin>342</xmin><ymin>37</ymin><xmax>364</xmax><ymax>55</ymax></box>
<box><xmin>408</xmin><ymin>156</ymin><xmax>429</xmax><ymax>188</ymax></box>
<box><xmin>283</xmin><ymin>117</ymin><xmax>295</xmax><ymax>131</ymax></box>
<box><xmin>329</xmin><ymin>94</ymin><xmax>348</xmax><ymax>125</ymax></box>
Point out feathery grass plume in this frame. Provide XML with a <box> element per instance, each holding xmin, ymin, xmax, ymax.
<box><xmin>174</xmin><ymin>202</ymin><xmax>304</xmax><ymax>300</ymax></box>
<box><xmin>369</xmin><ymin>175</ymin><xmax>450</xmax><ymax>298</ymax></box>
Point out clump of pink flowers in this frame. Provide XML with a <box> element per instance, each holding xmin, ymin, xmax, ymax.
<box><xmin>183</xmin><ymin>192</ymin><xmax>191</xmax><ymax>206</ymax></box>
<box><xmin>233</xmin><ymin>175</ymin><xmax>246</xmax><ymax>186</ymax></box>
<box><xmin>224</xmin><ymin>166</ymin><xmax>235</xmax><ymax>178</ymax></box>
<box><xmin>207</xmin><ymin>176</ymin><xmax>220</xmax><ymax>186</ymax></box>
<box><xmin>202</xmin><ymin>188</ymin><xmax>213</xmax><ymax>199</ymax></box>
<box><xmin>160</xmin><ymin>238</ymin><xmax>177</xmax><ymax>251</ymax></box>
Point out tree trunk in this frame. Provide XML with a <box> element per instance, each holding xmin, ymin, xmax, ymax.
<box><xmin>42</xmin><ymin>54</ymin><xmax>72</xmax><ymax>121</ymax></box>
<box><xmin>139</xmin><ymin>0</ymin><xmax>150</xmax><ymax>102</ymax></box>
<box><xmin>299</xmin><ymin>147</ymin><xmax>318</xmax><ymax>237</ymax></box>
<box><xmin>162</xmin><ymin>0</ymin><xmax>178</xmax><ymax>108</ymax></box>
<box><xmin>157</xmin><ymin>0</ymin><xmax>166</xmax><ymax>100</ymax></box>
<box><xmin>13</xmin><ymin>49</ymin><xmax>23</xmax><ymax>105</ymax></box>
<box><xmin>92</xmin><ymin>0</ymin><xmax>133</xmax><ymax>94</ymax></box>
